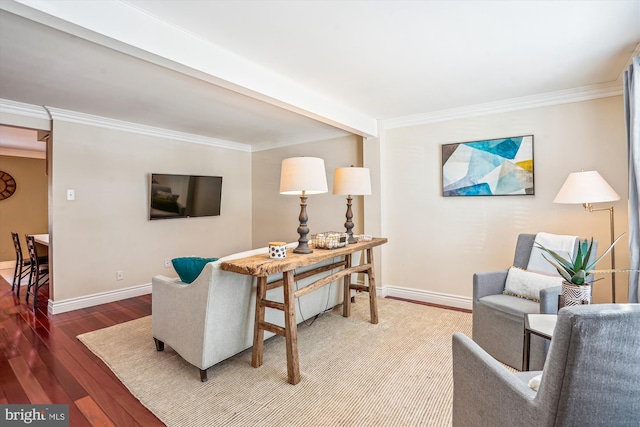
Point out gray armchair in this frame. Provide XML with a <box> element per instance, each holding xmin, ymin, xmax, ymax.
<box><xmin>472</xmin><ymin>234</ymin><xmax>596</xmax><ymax>370</ymax></box>
<box><xmin>453</xmin><ymin>304</ymin><xmax>640</xmax><ymax>427</ymax></box>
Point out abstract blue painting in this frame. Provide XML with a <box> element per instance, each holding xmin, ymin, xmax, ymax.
<box><xmin>442</xmin><ymin>135</ymin><xmax>534</xmax><ymax>197</ymax></box>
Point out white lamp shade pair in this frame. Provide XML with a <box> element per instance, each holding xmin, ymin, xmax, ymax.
<box><xmin>554</xmin><ymin>170</ymin><xmax>620</xmax><ymax>204</ymax></box>
<box><xmin>279</xmin><ymin>158</ymin><xmax>372</xmax><ymax>197</ymax></box>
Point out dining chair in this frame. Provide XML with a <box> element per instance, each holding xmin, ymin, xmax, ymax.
<box><xmin>25</xmin><ymin>234</ymin><xmax>49</xmax><ymax>309</ymax></box>
<box><xmin>11</xmin><ymin>231</ymin><xmax>32</xmax><ymax>297</ymax></box>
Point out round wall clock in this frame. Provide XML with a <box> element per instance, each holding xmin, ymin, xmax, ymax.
<box><xmin>0</xmin><ymin>171</ymin><xmax>17</xmax><ymax>200</ymax></box>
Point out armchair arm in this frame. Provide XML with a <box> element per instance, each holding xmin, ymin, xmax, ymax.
<box><xmin>151</xmin><ymin>265</ymin><xmax>215</xmax><ymax>369</ymax></box>
<box><xmin>539</xmin><ymin>286</ymin><xmax>561</xmax><ymax>314</ymax></box>
<box><xmin>473</xmin><ymin>270</ymin><xmax>508</xmax><ymax>300</ymax></box>
<box><xmin>452</xmin><ymin>333</ymin><xmax>545</xmax><ymax>427</ymax></box>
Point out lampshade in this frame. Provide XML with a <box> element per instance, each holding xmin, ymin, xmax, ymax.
<box><xmin>279</xmin><ymin>157</ymin><xmax>328</xmax><ymax>195</ymax></box>
<box><xmin>333</xmin><ymin>167</ymin><xmax>372</xmax><ymax>196</ymax></box>
<box><xmin>553</xmin><ymin>170</ymin><xmax>620</xmax><ymax>204</ymax></box>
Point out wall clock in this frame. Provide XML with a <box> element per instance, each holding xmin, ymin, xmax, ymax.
<box><xmin>0</xmin><ymin>171</ymin><xmax>17</xmax><ymax>200</ymax></box>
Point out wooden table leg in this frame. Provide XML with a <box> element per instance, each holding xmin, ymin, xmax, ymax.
<box><xmin>283</xmin><ymin>270</ymin><xmax>301</xmax><ymax>384</ymax></box>
<box><xmin>252</xmin><ymin>276</ymin><xmax>267</xmax><ymax>368</ymax></box>
<box><xmin>366</xmin><ymin>248</ymin><xmax>379</xmax><ymax>324</ymax></box>
<box><xmin>343</xmin><ymin>254</ymin><xmax>352</xmax><ymax>318</ymax></box>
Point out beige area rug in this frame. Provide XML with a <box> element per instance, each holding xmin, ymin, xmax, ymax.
<box><xmin>77</xmin><ymin>296</ymin><xmax>472</xmax><ymax>426</ymax></box>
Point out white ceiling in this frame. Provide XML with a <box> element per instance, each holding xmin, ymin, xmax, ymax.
<box><xmin>0</xmin><ymin>0</ymin><xmax>638</xmax><ymax>150</ymax></box>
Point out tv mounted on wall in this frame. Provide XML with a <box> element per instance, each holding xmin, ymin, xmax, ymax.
<box><xmin>149</xmin><ymin>173</ymin><xmax>222</xmax><ymax>220</ymax></box>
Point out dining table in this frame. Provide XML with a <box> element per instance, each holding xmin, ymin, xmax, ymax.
<box><xmin>33</xmin><ymin>234</ymin><xmax>49</xmax><ymax>246</ymax></box>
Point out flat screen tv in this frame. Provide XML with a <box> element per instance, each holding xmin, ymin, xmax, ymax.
<box><xmin>149</xmin><ymin>173</ymin><xmax>222</xmax><ymax>220</ymax></box>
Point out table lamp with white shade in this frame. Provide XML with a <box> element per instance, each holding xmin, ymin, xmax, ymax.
<box><xmin>280</xmin><ymin>157</ymin><xmax>328</xmax><ymax>254</ymax></box>
<box><xmin>333</xmin><ymin>166</ymin><xmax>371</xmax><ymax>244</ymax></box>
<box><xmin>553</xmin><ymin>170</ymin><xmax>621</xmax><ymax>302</ymax></box>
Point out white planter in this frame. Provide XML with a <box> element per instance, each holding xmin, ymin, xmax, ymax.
<box><xmin>562</xmin><ymin>282</ymin><xmax>591</xmax><ymax>306</ymax></box>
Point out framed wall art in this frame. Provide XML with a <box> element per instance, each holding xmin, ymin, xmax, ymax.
<box><xmin>441</xmin><ymin>135</ymin><xmax>534</xmax><ymax>197</ymax></box>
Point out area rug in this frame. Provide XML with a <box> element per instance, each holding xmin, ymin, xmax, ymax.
<box><xmin>77</xmin><ymin>296</ymin><xmax>472</xmax><ymax>426</ymax></box>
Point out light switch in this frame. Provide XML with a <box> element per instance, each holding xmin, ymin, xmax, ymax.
<box><xmin>67</xmin><ymin>189</ymin><xmax>75</xmax><ymax>200</ymax></box>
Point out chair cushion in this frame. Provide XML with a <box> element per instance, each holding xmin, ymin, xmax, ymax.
<box><xmin>528</xmin><ymin>374</ymin><xmax>542</xmax><ymax>391</ymax></box>
<box><xmin>478</xmin><ymin>293</ymin><xmax>540</xmax><ymax>318</ymax></box>
<box><xmin>503</xmin><ymin>267</ymin><xmax>563</xmax><ymax>302</ymax></box>
<box><xmin>172</xmin><ymin>257</ymin><xmax>219</xmax><ymax>283</ymax></box>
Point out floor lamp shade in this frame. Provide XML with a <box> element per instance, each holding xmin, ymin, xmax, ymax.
<box><xmin>553</xmin><ymin>170</ymin><xmax>621</xmax><ymax>302</ymax></box>
<box><xmin>553</xmin><ymin>170</ymin><xmax>620</xmax><ymax>204</ymax></box>
<box><xmin>280</xmin><ymin>157</ymin><xmax>328</xmax><ymax>195</ymax></box>
<box><xmin>279</xmin><ymin>157</ymin><xmax>328</xmax><ymax>254</ymax></box>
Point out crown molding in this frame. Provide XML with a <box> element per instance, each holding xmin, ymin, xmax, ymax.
<box><xmin>0</xmin><ymin>100</ymin><xmax>253</xmax><ymax>152</ymax></box>
<box><xmin>0</xmin><ymin>99</ymin><xmax>50</xmax><ymax>120</ymax></box>
<box><xmin>382</xmin><ymin>82</ymin><xmax>623</xmax><ymax>130</ymax></box>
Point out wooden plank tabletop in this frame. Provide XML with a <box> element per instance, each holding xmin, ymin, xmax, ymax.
<box><xmin>220</xmin><ymin>237</ymin><xmax>388</xmax><ymax>277</ymax></box>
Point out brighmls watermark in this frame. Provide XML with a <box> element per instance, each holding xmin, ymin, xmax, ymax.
<box><xmin>2</xmin><ymin>405</ymin><xmax>69</xmax><ymax>426</ymax></box>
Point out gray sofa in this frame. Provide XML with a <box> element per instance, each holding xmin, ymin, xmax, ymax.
<box><xmin>472</xmin><ymin>233</ymin><xmax>596</xmax><ymax>370</ymax></box>
<box><xmin>453</xmin><ymin>303</ymin><xmax>640</xmax><ymax>427</ymax></box>
<box><xmin>152</xmin><ymin>242</ymin><xmax>359</xmax><ymax>381</ymax></box>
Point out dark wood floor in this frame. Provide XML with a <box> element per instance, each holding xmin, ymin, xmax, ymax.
<box><xmin>0</xmin><ymin>274</ymin><xmax>164</xmax><ymax>426</ymax></box>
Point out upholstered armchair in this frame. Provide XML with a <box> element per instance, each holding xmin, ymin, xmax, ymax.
<box><xmin>472</xmin><ymin>233</ymin><xmax>597</xmax><ymax>370</ymax></box>
<box><xmin>453</xmin><ymin>304</ymin><xmax>640</xmax><ymax>427</ymax></box>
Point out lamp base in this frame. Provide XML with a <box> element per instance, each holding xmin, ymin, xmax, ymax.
<box><xmin>344</xmin><ymin>195</ymin><xmax>357</xmax><ymax>244</ymax></box>
<box><xmin>293</xmin><ymin>244</ymin><xmax>313</xmax><ymax>254</ymax></box>
<box><xmin>294</xmin><ymin>194</ymin><xmax>313</xmax><ymax>254</ymax></box>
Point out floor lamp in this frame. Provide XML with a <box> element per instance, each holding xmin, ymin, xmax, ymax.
<box><xmin>333</xmin><ymin>166</ymin><xmax>372</xmax><ymax>244</ymax></box>
<box><xmin>553</xmin><ymin>170</ymin><xmax>621</xmax><ymax>302</ymax></box>
<box><xmin>280</xmin><ymin>157</ymin><xmax>328</xmax><ymax>254</ymax></box>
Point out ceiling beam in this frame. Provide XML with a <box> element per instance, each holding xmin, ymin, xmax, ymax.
<box><xmin>5</xmin><ymin>0</ymin><xmax>378</xmax><ymax>138</ymax></box>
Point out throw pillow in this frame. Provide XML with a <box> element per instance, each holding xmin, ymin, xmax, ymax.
<box><xmin>528</xmin><ymin>374</ymin><xmax>542</xmax><ymax>392</ymax></box>
<box><xmin>503</xmin><ymin>267</ymin><xmax>563</xmax><ymax>302</ymax></box>
<box><xmin>172</xmin><ymin>257</ymin><xmax>218</xmax><ymax>284</ymax></box>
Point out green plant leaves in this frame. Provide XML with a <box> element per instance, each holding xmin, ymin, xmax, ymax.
<box><xmin>534</xmin><ymin>234</ymin><xmax>624</xmax><ymax>286</ymax></box>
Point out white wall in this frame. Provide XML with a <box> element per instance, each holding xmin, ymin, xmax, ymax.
<box><xmin>50</xmin><ymin>120</ymin><xmax>252</xmax><ymax>302</ymax></box>
<box><xmin>380</xmin><ymin>96</ymin><xmax>629</xmax><ymax>304</ymax></box>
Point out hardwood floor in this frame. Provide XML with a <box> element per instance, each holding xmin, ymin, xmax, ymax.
<box><xmin>0</xmin><ymin>272</ymin><xmax>469</xmax><ymax>426</ymax></box>
<box><xmin>0</xmin><ymin>274</ymin><xmax>163</xmax><ymax>426</ymax></box>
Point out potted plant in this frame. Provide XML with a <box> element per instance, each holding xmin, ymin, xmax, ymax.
<box><xmin>534</xmin><ymin>234</ymin><xmax>624</xmax><ymax>306</ymax></box>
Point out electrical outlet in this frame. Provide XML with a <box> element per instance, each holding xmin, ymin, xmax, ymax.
<box><xmin>165</xmin><ymin>258</ymin><xmax>171</xmax><ymax>268</ymax></box>
<box><xmin>116</xmin><ymin>270</ymin><xmax>124</xmax><ymax>281</ymax></box>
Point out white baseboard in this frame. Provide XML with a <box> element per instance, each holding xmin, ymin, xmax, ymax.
<box><xmin>48</xmin><ymin>283</ymin><xmax>152</xmax><ymax>315</ymax></box>
<box><xmin>45</xmin><ymin>281</ymin><xmax>470</xmax><ymax>315</ymax></box>
<box><xmin>380</xmin><ymin>285</ymin><xmax>472</xmax><ymax>311</ymax></box>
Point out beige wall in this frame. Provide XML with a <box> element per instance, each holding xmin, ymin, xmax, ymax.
<box><xmin>1</xmin><ymin>95</ymin><xmax>630</xmax><ymax>308</ymax></box>
<box><xmin>251</xmin><ymin>135</ymin><xmax>363</xmax><ymax>248</ymax></box>
<box><xmin>0</xmin><ymin>155</ymin><xmax>48</xmax><ymax>262</ymax></box>
<box><xmin>380</xmin><ymin>96</ymin><xmax>629</xmax><ymax>303</ymax></box>
<box><xmin>50</xmin><ymin>121</ymin><xmax>252</xmax><ymax>301</ymax></box>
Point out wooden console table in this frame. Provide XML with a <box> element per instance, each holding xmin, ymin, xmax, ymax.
<box><xmin>220</xmin><ymin>237</ymin><xmax>387</xmax><ymax>384</ymax></box>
